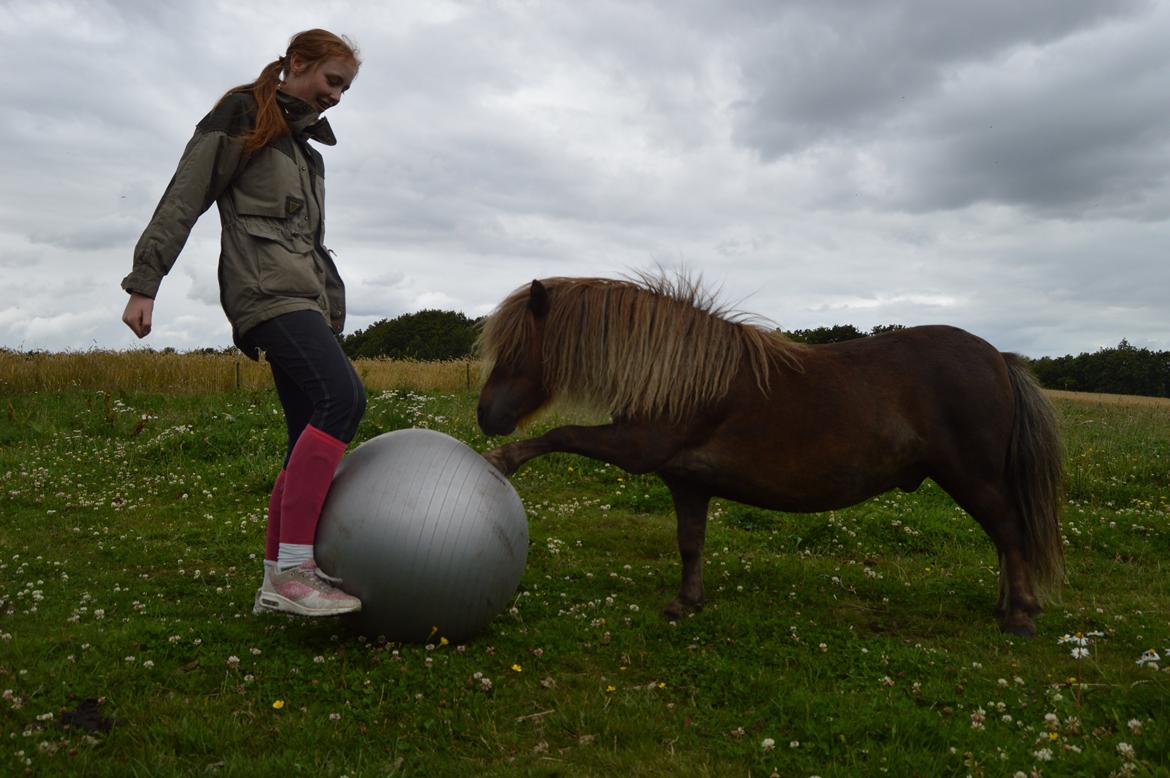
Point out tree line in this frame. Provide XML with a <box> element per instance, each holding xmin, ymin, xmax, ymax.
<box><xmin>341</xmin><ymin>310</ymin><xmax>480</xmax><ymax>361</ymax></box>
<box><xmin>1027</xmin><ymin>340</ymin><xmax>1170</xmax><ymax>398</ymax></box>
<box><xmin>337</xmin><ymin>311</ymin><xmax>1170</xmax><ymax>399</ymax></box>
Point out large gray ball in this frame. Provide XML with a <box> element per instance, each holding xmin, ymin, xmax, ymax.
<box><xmin>315</xmin><ymin>428</ymin><xmax>527</xmax><ymax>643</ymax></box>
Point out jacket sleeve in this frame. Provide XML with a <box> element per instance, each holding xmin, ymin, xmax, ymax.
<box><xmin>121</xmin><ymin>96</ymin><xmax>253</xmax><ymax>298</ymax></box>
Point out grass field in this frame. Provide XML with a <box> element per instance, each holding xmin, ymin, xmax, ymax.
<box><xmin>1</xmin><ymin>359</ymin><xmax>1169</xmax><ymax>776</ymax></box>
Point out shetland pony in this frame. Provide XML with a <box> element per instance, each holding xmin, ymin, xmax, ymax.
<box><xmin>475</xmin><ymin>275</ymin><xmax>1064</xmax><ymax>635</ymax></box>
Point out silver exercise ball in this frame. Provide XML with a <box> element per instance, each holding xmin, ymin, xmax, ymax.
<box><xmin>315</xmin><ymin>428</ymin><xmax>528</xmax><ymax>643</ymax></box>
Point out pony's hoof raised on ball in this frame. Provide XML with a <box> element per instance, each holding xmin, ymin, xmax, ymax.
<box><xmin>482</xmin><ymin>448</ymin><xmax>513</xmax><ymax>477</ymax></box>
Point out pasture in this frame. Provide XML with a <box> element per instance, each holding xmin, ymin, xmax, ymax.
<box><xmin>0</xmin><ymin>353</ymin><xmax>1168</xmax><ymax>776</ymax></box>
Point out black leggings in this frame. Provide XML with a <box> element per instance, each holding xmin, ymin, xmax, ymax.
<box><xmin>241</xmin><ymin>310</ymin><xmax>367</xmax><ymax>466</ymax></box>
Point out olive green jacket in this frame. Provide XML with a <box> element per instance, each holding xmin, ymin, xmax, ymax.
<box><xmin>122</xmin><ymin>92</ymin><xmax>346</xmax><ymax>355</ymax></box>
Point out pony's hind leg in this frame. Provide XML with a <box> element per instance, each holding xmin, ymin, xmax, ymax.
<box><xmin>939</xmin><ymin>477</ymin><xmax>1041</xmax><ymax>636</ymax></box>
<box><xmin>662</xmin><ymin>480</ymin><xmax>711</xmax><ymax>621</ymax></box>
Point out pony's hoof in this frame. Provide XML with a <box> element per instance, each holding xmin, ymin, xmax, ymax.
<box><xmin>663</xmin><ymin>597</ymin><xmax>703</xmax><ymax>621</ymax></box>
<box><xmin>482</xmin><ymin>448</ymin><xmax>514</xmax><ymax>477</ymax></box>
<box><xmin>1000</xmin><ymin>618</ymin><xmax>1036</xmax><ymax>637</ymax></box>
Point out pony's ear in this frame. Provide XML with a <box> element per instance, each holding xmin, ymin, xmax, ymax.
<box><xmin>528</xmin><ymin>280</ymin><xmax>550</xmax><ymax>318</ymax></box>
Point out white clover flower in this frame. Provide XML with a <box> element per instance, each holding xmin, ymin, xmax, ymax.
<box><xmin>1117</xmin><ymin>742</ymin><xmax>1135</xmax><ymax>760</ymax></box>
<box><xmin>761</xmin><ymin>737</ymin><xmax>775</xmax><ymax>752</ymax></box>
<box><xmin>1136</xmin><ymin>649</ymin><xmax>1161</xmax><ymax>667</ymax></box>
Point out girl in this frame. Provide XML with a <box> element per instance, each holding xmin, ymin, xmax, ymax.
<box><xmin>121</xmin><ymin>29</ymin><xmax>366</xmax><ymax>617</ymax></box>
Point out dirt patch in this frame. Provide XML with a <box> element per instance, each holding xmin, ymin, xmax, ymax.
<box><xmin>59</xmin><ymin>698</ymin><xmax>121</xmax><ymax>733</ymax></box>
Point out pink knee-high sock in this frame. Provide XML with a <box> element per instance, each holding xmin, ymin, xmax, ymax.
<box><xmin>279</xmin><ymin>425</ymin><xmax>348</xmax><ymax>547</ymax></box>
<box><xmin>264</xmin><ymin>469</ymin><xmax>287</xmax><ymax>564</ymax></box>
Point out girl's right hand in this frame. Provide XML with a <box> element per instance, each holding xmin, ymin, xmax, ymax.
<box><xmin>122</xmin><ymin>293</ymin><xmax>155</xmax><ymax>338</ymax></box>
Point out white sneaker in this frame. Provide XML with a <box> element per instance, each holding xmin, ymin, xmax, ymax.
<box><xmin>255</xmin><ymin>561</ymin><xmax>361</xmax><ymax>617</ymax></box>
<box><xmin>252</xmin><ymin>564</ymin><xmax>274</xmax><ymax>615</ymax></box>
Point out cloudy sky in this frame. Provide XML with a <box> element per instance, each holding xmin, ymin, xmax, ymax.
<box><xmin>2</xmin><ymin>0</ymin><xmax>1168</xmax><ymax>357</ymax></box>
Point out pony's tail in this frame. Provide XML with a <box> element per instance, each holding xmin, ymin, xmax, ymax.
<box><xmin>1003</xmin><ymin>353</ymin><xmax>1065</xmax><ymax>601</ymax></box>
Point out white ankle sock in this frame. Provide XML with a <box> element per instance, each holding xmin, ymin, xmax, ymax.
<box><xmin>276</xmin><ymin>543</ymin><xmax>313</xmax><ymax>571</ymax></box>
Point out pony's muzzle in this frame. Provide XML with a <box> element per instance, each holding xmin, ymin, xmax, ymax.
<box><xmin>477</xmin><ymin>403</ymin><xmax>515</xmax><ymax>437</ymax></box>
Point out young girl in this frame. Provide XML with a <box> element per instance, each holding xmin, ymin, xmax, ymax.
<box><xmin>121</xmin><ymin>29</ymin><xmax>366</xmax><ymax>617</ymax></box>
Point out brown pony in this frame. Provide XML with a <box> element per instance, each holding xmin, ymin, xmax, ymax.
<box><xmin>476</xmin><ymin>274</ymin><xmax>1064</xmax><ymax>635</ymax></box>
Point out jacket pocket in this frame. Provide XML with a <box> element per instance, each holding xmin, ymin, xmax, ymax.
<box><xmin>236</xmin><ymin>215</ymin><xmax>321</xmax><ymax>297</ymax></box>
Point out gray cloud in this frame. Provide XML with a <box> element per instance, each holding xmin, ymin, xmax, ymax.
<box><xmin>728</xmin><ymin>0</ymin><xmax>1150</xmax><ymax>155</ymax></box>
<box><xmin>0</xmin><ymin>0</ymin><xmax>1167</xmax><ymax>357</ymax></box>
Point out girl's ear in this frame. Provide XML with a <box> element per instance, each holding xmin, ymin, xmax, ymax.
<box><xmin>288</xmin><ymin>54</ymin><xmax>306</xmax><ymax>76</ymax></box>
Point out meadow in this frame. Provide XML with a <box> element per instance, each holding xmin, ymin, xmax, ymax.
<box><xmin>1</xmin><ymin>352</ymin><xmax>1168</xmax><ymax>776</ymax></box>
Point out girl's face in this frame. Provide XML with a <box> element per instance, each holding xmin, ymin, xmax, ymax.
<box><xmin>282</xmin><ymin>55</ymin><xmax>358</xmax><ymax>114</ymax></box>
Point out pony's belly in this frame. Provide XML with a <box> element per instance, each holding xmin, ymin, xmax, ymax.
<box><xmin>667</xmin><ymin>450</ymin><xmax>923</xmax><ymax>513</ymax></box>
<box><xmin>715</xmin><ymin>482</ymin><xmax>886</xmax><ymax>513</ymax></box>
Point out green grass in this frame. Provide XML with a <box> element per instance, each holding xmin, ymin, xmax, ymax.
<box><xmin>2</xmin><ymin>387</ymin><xmax>1169</xmax><ymax>776</ymax></box>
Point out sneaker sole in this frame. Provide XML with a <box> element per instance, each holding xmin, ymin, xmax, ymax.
<box><xmin>255</xmin><ymin>591</ymin><xmax>361</xmax><ymax>617</ymax></box>
<box><xmin>252</xmin><ymin>588</ymin><xmax>265</xmax><ymax>616</ymax></box>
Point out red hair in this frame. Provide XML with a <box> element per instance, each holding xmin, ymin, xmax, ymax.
<box><xmin>219</xmin><ymin>29</ymin><xmax>360</xmax><ymax>153</ymax></box>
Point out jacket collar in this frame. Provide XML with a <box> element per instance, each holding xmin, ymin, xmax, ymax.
<box><xmin>276</xmin><ymin>91</ymin><xmax>337</xmax><ymax>146</ymax></box>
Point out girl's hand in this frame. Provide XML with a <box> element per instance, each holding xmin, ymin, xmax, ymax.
<box><xmin>122</xmin><ymin>293</ymin><xmax>155</xmax><ymax>338</ymax></box>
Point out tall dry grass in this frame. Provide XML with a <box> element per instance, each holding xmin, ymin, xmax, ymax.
<box><xmin>0</xmin><ymin>350</ymin><xmax>481</xmax><ymax>394</ymax></box>
<box><xmin>6</xmin><ymin>350</ymin><xmax>1163</xmax><ymax>407</ymax></box>
<box><xmin>1048</xmin><ymin>388</ymin><xmax>1170</xmax><ymax>409</ymax></box>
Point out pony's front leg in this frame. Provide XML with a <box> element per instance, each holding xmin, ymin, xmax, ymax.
<box><xmin>483</xmin><ymin>422</ymin><xmax>685</xmax><ymax>477</ymax></box>
<box><xmin>662</xmin><ymin>480</ymin><xmax>711</xmax><ymax>620</ymax></box>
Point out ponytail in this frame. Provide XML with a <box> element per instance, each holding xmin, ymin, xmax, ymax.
<box><xmin>216</xmin><ymin>29</ymin><xmax>360</xmax><ymax>153</ymax></box>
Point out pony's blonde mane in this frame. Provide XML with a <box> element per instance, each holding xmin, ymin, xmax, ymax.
<box><xmin>477</xmin><ymin>273</ymin><xmax>804</xmax><ymax>421</ymax></box>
